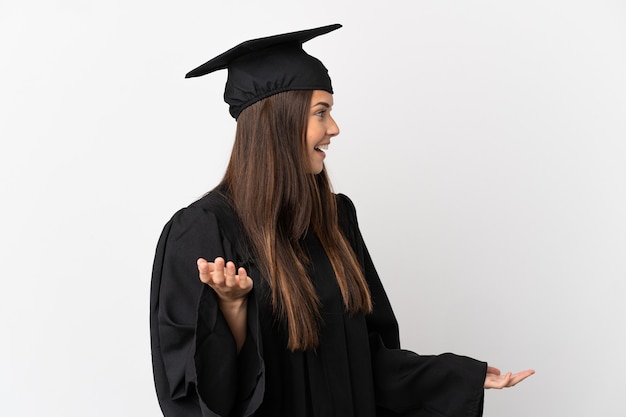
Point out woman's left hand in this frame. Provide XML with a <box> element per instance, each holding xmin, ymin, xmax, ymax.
<box><xmin>484</xmin><ymin>366</ymin><xmax>535</xmax><ymax>389</ymax></box>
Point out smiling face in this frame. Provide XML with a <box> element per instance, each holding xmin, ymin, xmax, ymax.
<box><xmin>306</xmin><ymin>90</ymin><xmax>340</xmax><ymax>174</ymax></box>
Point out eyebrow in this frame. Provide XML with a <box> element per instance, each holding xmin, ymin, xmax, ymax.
<box><xmin>312</xmin><ymin>101</ymin><xmax>332</xmax><ymax>108</ymax></box>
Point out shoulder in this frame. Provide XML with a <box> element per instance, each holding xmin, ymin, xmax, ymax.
<box><xmin>334</xmin><ymin>193</ymin><xmax>364</xmax><ymax>248</ymax></box>
<box><xmin>335</xmin><ymin>192</ymin><xmax>356</xmax><ymax>211</ymax></box>
<box><xmin>189</xmin><ymin>189</ymin><xmax>233</xmax><ymax>212</ymax></box>
<box><xmin>155</xmin><ymin>190</ymin><xmax>240</xmax><ymax>268</ymax></box>
<box><xmin>335</xmin><ymin>193</ymin><xmax>359</xmax><ymax>226</ymax></box>
<box><xmin>161</xmin><ymin>190</ymin><xmax>234</xmax><ymax>240</ymax></box>
<box><xmin>172</xmin><ymin>189</ymin><xmax>233</xmax><ymax>221</ymax></box>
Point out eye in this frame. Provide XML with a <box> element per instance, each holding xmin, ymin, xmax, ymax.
<box><xmin>314</xmin><ymin>109</ymin><xmax>327</xmax><ymax>118</ymax></box>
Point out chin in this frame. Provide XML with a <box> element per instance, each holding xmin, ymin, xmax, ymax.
<box><xmin>310</xmin><ymin>165</ymin><xmax>324</xmax><ymax>175</ymax></box>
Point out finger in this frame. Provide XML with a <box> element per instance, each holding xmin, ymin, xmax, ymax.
<box><xmin>495</xmin><ymin>373</ymin><xmax>511</xmax><ymax>389</ymax></box>
<box><xmin>507</xmin><ymin>369</ymin><xmax>536</xmax><ymax>386</ymax></box>
<box><xmin>224</xmin><ymin>261</ymin><xmax>237</xmax><ymax>287</ymax></box>
<box><xmin>500</xmin><ymin>372</ymin><xmax>513</xmax><ymax>388</ymax></box>
<box><xmin>237</xmin><ymin>267</ymin><xmax>252</xmax><ymax>289</ymax></box>
<box><xmin>486</xmin><ymin>366</ymin><xmax>501</xmax><ymax>376</ymax></box>
<box><xmin>197</xmin><ymin>258</ymin><xmax>213</xmax><ymax>284</ymax></box>
<box><xmin>212</xmin><ymin>257</ymin><xmax>225</xmax><ymax>285</ymax></box>
<box><xmin>214</xmin><ymin>257</ymin><xmax>225</xmax><ymax>269</ymax></box>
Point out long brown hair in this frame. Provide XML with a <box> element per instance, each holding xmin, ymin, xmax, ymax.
<box><xmin>220</xmin><ymin>90</ymin><xmax>372</xmax><ymax>350</ymax></box>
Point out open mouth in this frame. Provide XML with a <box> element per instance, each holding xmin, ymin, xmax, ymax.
<box><xmin>314</xmin><ymin>144</ymin><xmax>329</xmax><ymax>152</ymax></box>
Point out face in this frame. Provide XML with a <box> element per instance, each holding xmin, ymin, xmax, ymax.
<box><xmin>306</xmin><ymin>90</ymin><xmax>340</xmax><ymax>174</ymax></box>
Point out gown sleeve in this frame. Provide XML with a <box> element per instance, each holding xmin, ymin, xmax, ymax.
<box><xmin>336</xmin><ymin>194</ymin><xmax>488</xmax><ymax>417</ymax></box>
<box><xmin>150</xmin><ymin>205</ymin><xmax>264</xmax><ymax>417</ymax></box>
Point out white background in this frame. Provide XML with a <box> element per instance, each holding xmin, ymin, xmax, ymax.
<box><xmin>1</xmin><ymin>1</ymin><xmax>625</xmax><ymax>416</ymax></box>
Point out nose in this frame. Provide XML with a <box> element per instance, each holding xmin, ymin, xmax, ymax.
<box><xmin>328</xmin><ymin>114</ymin><xmax>340</xmax><ymax>137</ymax></box>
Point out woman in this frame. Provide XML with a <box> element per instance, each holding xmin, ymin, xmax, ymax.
<box><xmin>150</xmin><ymin>24</ymin><xmax>533</xmax><ymax>417</ymax></box>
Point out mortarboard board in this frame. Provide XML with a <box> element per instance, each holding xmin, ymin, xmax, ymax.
<box><xmin>185</xmin><ymin>24</ymin><xmax>342</xmax><ymax>119</ymax></box>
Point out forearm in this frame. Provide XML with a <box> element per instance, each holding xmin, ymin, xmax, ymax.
<box><xmin>218</xmin><ymin>297</ymin><xmax>248</xmax><ymax>352</ymax></box>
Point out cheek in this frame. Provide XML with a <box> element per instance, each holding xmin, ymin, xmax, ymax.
<box><xmin>306</xmin><ymin>125</ymin><xmax>322</xmax><ymax>147</ymax></box>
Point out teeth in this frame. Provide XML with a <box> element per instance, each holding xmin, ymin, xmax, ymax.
<box><xmin>316</xmin><ymin>144</ymin><xmax>328</xmax><ymax>151</ymax></box>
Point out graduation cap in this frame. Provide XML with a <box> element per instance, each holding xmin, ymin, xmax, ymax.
<box><xmin>185</xmin><ymin>24</ymin><xmax>342</xmax><ymax>119</ymax></box>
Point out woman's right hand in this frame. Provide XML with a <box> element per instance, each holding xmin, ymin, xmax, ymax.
<box><xmin>198</xmin><ymin>257</ymin><xmax>252</xmax><ymax>351</ymax></box>
<box><xmin>197</xmin><ymin>257</ymin><xmax>253</xmax><ymax>306</ymax></box>
<box><xmin>483</xmin><ymin>366</ymin><xmax>535</xmax><ymax>389</ymax></box>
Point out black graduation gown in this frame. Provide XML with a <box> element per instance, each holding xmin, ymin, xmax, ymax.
<box><xmin>150</xmin><ymin>191</ymin><xmax>487</xmax><ymax>417</ymax></box>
